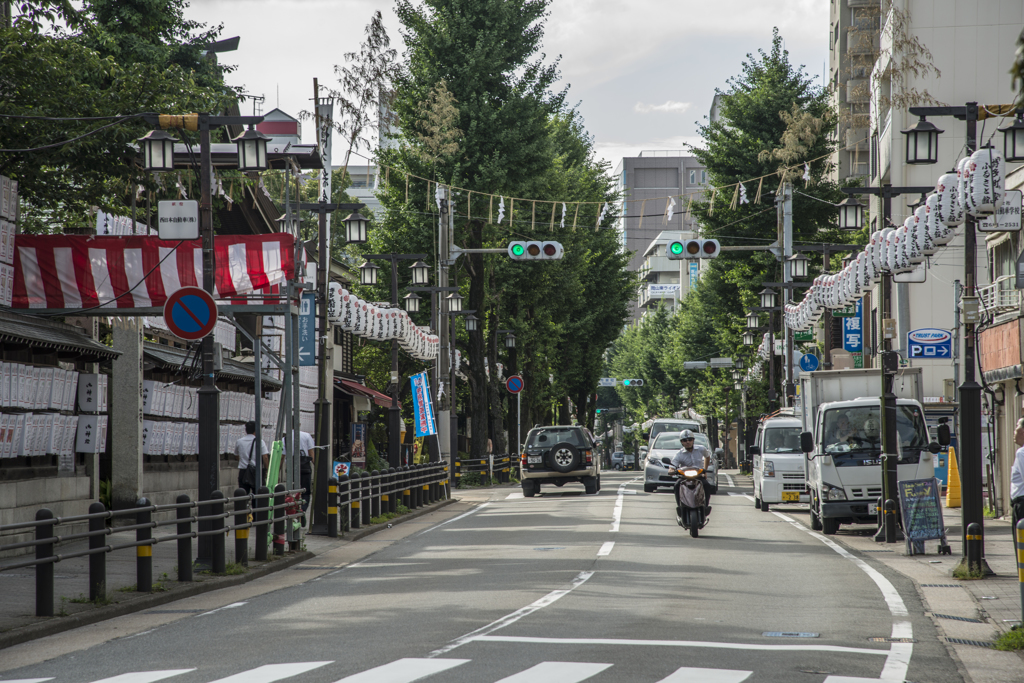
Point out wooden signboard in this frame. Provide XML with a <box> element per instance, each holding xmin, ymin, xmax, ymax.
<box><xmin>897</xmin><ymin>477</ymin><xmax>951</xmax><ymax>556</ymax></box>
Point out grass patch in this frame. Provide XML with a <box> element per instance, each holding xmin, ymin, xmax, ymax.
<box><xmin>994</xmin><ymin>626</ymin><xmax>1024</xmax><ymax>651</ymax></box>
<box><xmin>117</xmin><ymin>584</ymin><xmax>136</xmax><ymax>592</ymax></box>
<box><xmin>68</xmin><ymin>593</ymin><xmax>92</xmax><ymax>604</ymax></box>
<box><xmin>984</xmin><ymin>506</ymin><xmax>998</xmax><ymax>519</ymax></box>
<box><xmin>221</xmin><ymin>563</ymin><xmax>247</xmax><ymax>575</ymax></box>
<box><xmin>116</xmin><ymin>582</ymin><xmax>168</xmax><ymax>592</ymax></box>
<box><xmin>952</xmin><ymin>564</ymin><xmax>985</xmax><ymax>580</ymax></box>
<box><xmin>371</xmin><ymin>504</ymin><xmax>411</xmax><ymax>525</ymax></box>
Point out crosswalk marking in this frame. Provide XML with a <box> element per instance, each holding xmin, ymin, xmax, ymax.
<box><xmin>207</xmin><ymin>662</ymin><xmax>332</xmax><ymax>683</ymax></box>
<box><xmin>597</xmin><ymin>541</ymin><xmax>615</xmax><ymax>556</ymax></box>
<box><xmin>655</xmin><ymin>667</ymin><xmax>752</xmax><ymax>683</ymax></box>
<box><xmin>331</xmin><ymin>658</ymin><xmax>468</xmax><ymax>682</ymax></box>
<box><xmin>493</xmin><ymin>662</ymin><xmax>611</xmax><ymax>682</ymax></box>
<box><xmin>91</xmin><ymin>671</ymin><xmax>195</xmax><ymax>683</ymax></box>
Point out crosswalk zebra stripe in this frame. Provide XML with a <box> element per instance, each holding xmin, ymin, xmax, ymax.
<box><xmin>492</xmin><ymin>662</ymin><xmax>611</xmax><ymax>683</ymax></box>
<box><xmin>331</xmin><ymin>658</ymin><xmax>468</xmax><ymax>682</ymax></box>
<box><xmin>654</xmin><ymin>667</ymin><xmax>752</xmax><ymax>683</ymax></box>
<box><xmin>90</xmin><ymin>671</ymin><xmax>195</xmax><ymax>683</ymax></box>
<box><xmin>206</xmin><ymin>662</ymin><xmax>333</xmax><ymax>683</ymax></box>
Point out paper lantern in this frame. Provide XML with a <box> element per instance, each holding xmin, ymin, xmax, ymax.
<box><xmin>966</xmin><ymin>147</ymin><xmax>1004</xmax><ymax>217</ymax></box>
<box><xmin>934</xmin><ymin>172</ymin><xmax>962</xmax><ymax>226</ymax></box>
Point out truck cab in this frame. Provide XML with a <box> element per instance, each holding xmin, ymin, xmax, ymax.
<box><xmin>750</xmin><ymin>412</ymin><xmax>806</xmax><ymax>513</ymax></box>
<box><xmin>805</xmin><ymin>396</ymin><xmax>935</xmax><ymax>534</ymax></box>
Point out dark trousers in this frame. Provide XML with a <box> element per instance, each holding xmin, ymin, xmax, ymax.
<box><xmin>300</xmin><ymin>470</ymin><xmax>312</xmax><ymax>512</ymax></box>
<box><xmin>238</xmin><ymin>469</ymin><xmax>254</xmax><ymax>496</ymax></box>
<box><xmin>1012</xmin><ymin>497</ymin><xmax>1024</xmax><ymax>535</ymax></box>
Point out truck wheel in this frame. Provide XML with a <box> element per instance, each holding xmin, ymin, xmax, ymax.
<box><xmin>822</xmin><ymin>517</ymin><xmax>839</xmax><ymax>535</ymax></box>
<box><xmin>809</xmin><ymin>498</ymin><xmax>823</xmax><ymax>531</ymax></box>
<box><xmin>760</xmin><ymin>500</ymin><xmax>771</xmax><ymax>513</ymax></box>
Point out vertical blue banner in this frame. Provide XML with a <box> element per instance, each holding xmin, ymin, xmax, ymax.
<box><xmin>298</xmin><ymin>292</ymin><xmax>316</xmax><ymax>366</ymax></box>
<box><xmin>410</xmin><ymin>371</ymin><xmax>437</xmax><ymax>437</ymax></box>
<box><xmin>689</xmin><ymin>261</ymin><xmax>699</xmax><ymax>289</ymax></box>
<box><xmin>843</xmin><ymin>299</ymin><xmax>863</xmax><ymax>353</ymax></box>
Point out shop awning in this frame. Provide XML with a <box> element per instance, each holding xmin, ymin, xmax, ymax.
<box><xmin>336</xmin><ymin>378</ymin><xmax>391</xmax><ymax>408</ymax></box>
<box><xmin>0</xmin><ymin>309</ymin><xmax>120</xmax><ymax>361</ymax></box>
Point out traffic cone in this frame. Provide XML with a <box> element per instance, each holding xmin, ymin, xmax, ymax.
<box><xmin>945</xmin><ymin>446</ymin><xmax>961</xmax><ymax>508</ymax></box>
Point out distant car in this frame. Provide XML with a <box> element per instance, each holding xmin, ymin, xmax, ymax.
<box><xmin>610</xmin><ymin>450</ymin><xmax>636</xmax><ymax>470</ymax></box>
<box><xmin>520</xmin><ymin>425</ymin><xmax>601</xmax><ymax>496</ymax></box>
<box><xmin>647</xmin><ymin>418</ymin><xmax>702</xmax><ymax>444</ymax></box>
<box><xmin>643</xmin><ymin>431</ymin><xmax>718</xmax><ymax>494</ymax></box>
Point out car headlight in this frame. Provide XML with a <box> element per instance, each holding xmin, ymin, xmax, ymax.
<box><xmin>763</xmin><ymin>460</ymin><xmax>775</xmax><ymax>477</ymax></box>
<box><xmin>825</xmin><ymin>484</ymin><xmax>847</xmax><ymax>501</ymax></box>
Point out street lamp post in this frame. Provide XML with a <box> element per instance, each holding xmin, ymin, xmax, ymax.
<box><xmin>407</xmin><ymin>285</ymin><xmax>460</xmax><ymax>463</ymax></box>
<box><xmin>361</xmin><ymin>254</ymin><xmax>428</xmax><ymax>468</ymax></box>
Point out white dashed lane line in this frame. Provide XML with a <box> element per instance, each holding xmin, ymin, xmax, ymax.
<box><xmin>597</xmin><ymin>542</ymin><xmax>615</xmax><ymax>556</ymax></box>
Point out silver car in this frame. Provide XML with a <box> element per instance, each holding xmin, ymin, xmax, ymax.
<box><xmin>643</xmin><ymin>432</ymin><xmax>718</xmax><ymax>494</ymax></box>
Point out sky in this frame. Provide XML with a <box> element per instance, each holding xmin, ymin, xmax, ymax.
<box><xmin>185</xmin><ymin>0</ymin><xmax>829</xmax><ymax>168</ymax></box>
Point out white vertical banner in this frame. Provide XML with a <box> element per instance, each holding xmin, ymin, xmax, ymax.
<box><xmin>316</xmin><ymin>101</ymin><xmax>334</xmax><ymax>245</ymax></box>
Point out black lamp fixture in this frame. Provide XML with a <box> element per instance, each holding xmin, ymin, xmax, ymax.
<box><xmin>836</xmin><ymin>195</ymin><xmax>865</xmax><ymax>230</ymax></box>
<box><xmin>409</xmin><ymin>260</ymin><xmax>430</xmax><ymax>286</ymax></box>
<box><xmin>789</xmin><ymin>253</ymin><xmax>810</xmax><ymax>279</ymax></box>
<box><xmin>137</xmin><ymin>129</ymin><xmax>178</xmax><ymax>172</ymax></box>
<box><xmin>464</xmin><ymin>313</ymin><xmax>479</xmax><ymax>332</ymax></box>
<box><xmin>998</xmin><ymin>110</ymin><xmax>1024</xmax><ymax>163</ymax></box>
<box><xmin>735</xmin><ymin>358</ymin><xmax>745</xmax><ymax>370</ymax></box>
<box><xmin>901</xmin><ymin>116</ymin><xmax>943</xmax><ymax>165</ymax></box>
<box><xmin>759</xmin><ymin>288</ymin><xmax>778</xmax><ymax>309</ymax></box>
<box><xmin>232</xmin><ymin>126</ymin><xmax>271</xmax><ymax>172</ymax></box>
<box><xmin>742</xmin><ymin>330</ymin><xmax>757</xmax><ymax>346</ymax></box>
<box><xmin>343</xmin><ymin>212</ymin><xmax>369</xmax><ymax>244</ymax></box>
<box><xmin>746</xmin><ymin>312</ymin><xmax>760</xmax><ymax>329</ymax></box>
<box><xmin>446</xmin><ymin>292</ymin><xmax>464</xmax><ymax>313</ymax></box>
<box><xmin>359</xmin><ymin>260</ymin><xmax>379</xmax><ymax>286</ymax></box>
<box><xmin>734</xmin><ymin>382</ymin><xmax>742</xmax><ymax>391</ymax></box>
<box><xmin>403</xmin><ymin>292</ymin><xmax>421</xmax><ymax>313</ymax></box>
<box><xmin>732</xmin><ymin>370</ymin><xmax>742</xmax><ymax>381</ymax></box>
<box><xmin>504</xmin><ymin>332</ymin><xmax>516</xmax><ymax>349</ymax></box>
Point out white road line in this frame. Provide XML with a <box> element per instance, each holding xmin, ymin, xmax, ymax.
<box><xmin>331</xmin><ymin>658</ymin><xmax>468</xmax><ymax>683</ymax></box>
<box><xmin>656</xmin><ymin>667</ymin><xmax>752</xmax><ymax>683</ymax></box>
<box><xmin>772</xmin><ymin>510</ymin><xmax>911</xmax><ymax>682</ymax></box>
<box><xmin>429</xmin><ymin>571</ymin><xmax>595</xmax><ymax>657</ymax></box>
<box><xmin>0</xmin><ymin>679</ymin><xmax>54</xmax><ymax>683</ymax></box>
<box><xmin>611</xmin><ymin>477</ymin><xmax>640</xmax><ymax>532</ymax></box>
<box><xmin>493</xmin><ymin>662</ymin><xmax>611</xmax><ymax>683</ymax></box>
<box><xmin>597</xmin><ymin>541</ymin><xmax>615</xmax><ymax>556</ymax></box>
<box><xmin>208</xmin><ymin>662</ymin><xmax>333</xmax><ymax>683</ymax></box>
<box><xmin>417</xmin><ymin>503</ymin><xmax>489</xmax><ymax>535</ymax></box>
<box><xmin>195</xmin><ymin>602</ymin><xmax>246</xmax><ymax>617</ymax></box>
<box><xmin>471</xmin><ymin>635</ymin><xmax>887</xmax><ymax>656</ymax></box>
<box><xmin>90</xmin><ymin>671</ymin><xmax>195</xmax><ymax>683</ymax></box>
<box><xmin>722</xmin><ymin>473</ymin><xmax>736</xmax><ymax>488</ymax></box>
<box><xmin>505</xmin><ymin>492</ymin><xmax>524</xmax><ymax>499</ymax></box>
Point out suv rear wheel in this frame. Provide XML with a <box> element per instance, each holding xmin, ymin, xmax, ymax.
<box><xmin>522</xmin><ymin>480</ymin><xmax>537</xmax><ymax>497</ymax></box>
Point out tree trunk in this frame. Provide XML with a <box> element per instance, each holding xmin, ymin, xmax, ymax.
<box><xmin>466</xmin><ymin>220</ymin><xmax>489</xmax><ymax>458</ymax></box>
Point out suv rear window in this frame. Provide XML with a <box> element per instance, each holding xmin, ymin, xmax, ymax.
<box><xmin>527</xmin><ymin>427</ymin><xmax>589</xmax><ymax>448</ymax></box>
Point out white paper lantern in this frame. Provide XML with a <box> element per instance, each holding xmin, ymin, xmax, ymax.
<box><xmin>966</xmin><ymin>147</ymin><xmax>1005</xmax><ymax>217</ymax></box>
<box><xmin>957</xmin><ymin>156</ymin><xmax>972</xmax><ymax>219</ymax></box>
<box><xmin>935</xmin><ymin>172</ymin><xmax>962</xmax><ymax>226</ymax></box>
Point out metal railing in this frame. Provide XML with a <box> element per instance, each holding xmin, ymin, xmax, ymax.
<box><xmin>0</xmin><ymin>484</ymin><xmax>305</xmax><ymax>617</ymax></box>
<box><xmin>454</xmin><ymin>455</ymin><xmax>511</xmax><ymax>485</ymax></box>
<box><xmin>326</xmin><ymin>462</ymin><xmax>450</xmax><ymax>536</ymax></box>
<box><xmin>978</xmin><ymin>275</ymin><xmax>1020</xmax><ymax>314</ymax></box>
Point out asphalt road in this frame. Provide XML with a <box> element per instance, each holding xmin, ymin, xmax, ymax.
<box><xmin>0</xmin><ymin>472</ymin><xmax>963</xmax><ymax>683</ymax></box>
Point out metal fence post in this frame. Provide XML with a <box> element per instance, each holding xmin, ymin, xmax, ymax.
<box><xmin>136</xmin><ymin>498</ymin><xmax>152</xmax><ymax>592</ymax></box>
<box><xmin>328</xmin><ymin>477</ymin><xmax>338</xmax><ymax>538</ymax></box>
<box><xmin>454</xmin><ymin>456</ymin><xmax>461</xmax><ymax>489</ymax></box>
<box><xmin>371</xmin><ymin>470</ymin><xmax>381</xmax><ymax>520</ymax></box>
<box><xmin>273</xmin><ymin>483</ymin><xmax>286</xmax><ymax>556</ymax></box>
<box><xmin>176</xmin><ymin>495</ymin><xmax>193</xmax><ymax>581</ymax></box>
<box><xmin>338</xmin><ymin>475</ymin><xmax>350</xmax><ymax>532</ymax></box>
<box><xmin>361</xmin><ymin>472</ymin><xmax>372</xmax><ymax>526</ymax></box>
<box><xmin>88</xmin><ymin>502</ymin><xmax>106</xmax><ymax>601</ymax></box>
<box><xmin>380</xmin><ymin>469</ymin><xmax>390</xmax><ymax>516</ymax></box>
<box><xmin>234</xmin><ymin>488</ymin><xmax>249</xmax><ymax>566</ymax></box>
<box><xmin>255</xmin><ymin>486</ymin><xmax>269</xmax><ymax>561</ymax></box>
<box><xmin>35</xmin><ymin>508</ymin><xmax>54</xmax><ymax>616</ymax></box>
<box><xmin>210</xmin><ymin>490</ymin><xmax>226</xmax><ymax>573</ymax></box>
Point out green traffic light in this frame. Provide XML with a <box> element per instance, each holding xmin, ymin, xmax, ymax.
<box><xmin>511</xmin><ymin>243</ymin><xmax>525</xmax><ymax>256</ymax></box>
<box><xmin>670</xmin><ymin>242</ymin><xmax>683</xmax><ymax>255</ymax></box>
<box><xmin>623</xmin><ymin>379</ymin><xmax>631</xmax><ymax>386</ymax></box>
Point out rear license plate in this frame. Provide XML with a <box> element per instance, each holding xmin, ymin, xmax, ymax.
<box><xmin>868</xmin><ymin>503</ymin><xmax>877</xmax><ymax>515</ymax></box>
<box><xmin>781</xmin><ymin>491</ymin><xmax>800</xmax><ymax>502</ymax></box>
<box><xmin>527</xmin><ymin>456</ymin><xmax>542</xmax><ymax>464</ymax></box>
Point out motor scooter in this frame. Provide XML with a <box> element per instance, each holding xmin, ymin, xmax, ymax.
<box><xmin>667</xmin><ymin>461</ymin><xmax>708</xmax><ymax>538</ymax></box>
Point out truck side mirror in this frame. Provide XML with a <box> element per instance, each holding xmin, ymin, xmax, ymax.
<box><xmin>928</xmin><ymin>442</ymin><xmax>941</xmax><ymax>454</ymax></box>
<box><xmin>800</xmin><ymin>431</ymin><xmax>814</xmax><ymax>454</ymax></box>
<box><xmin>936</xmin><ymin>423</ymin><xmax>951</xmax><ymax>446</ymax></box>
<box><xmin>748</xmin><ymin>445</ymin><xmax>760</xmax><ymax>456</ymax></box>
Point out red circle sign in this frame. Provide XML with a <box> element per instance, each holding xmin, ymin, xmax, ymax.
<box><xmin>163</xmin><ymin>287</ymin><xmax>219</xmax><ymax>341</ymax></box>
<box><xmin>506</xmin><ymin>375</ymin><xmax>524</xmax><ymax>394</ymax></box>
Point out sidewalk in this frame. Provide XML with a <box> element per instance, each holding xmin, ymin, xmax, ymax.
<box><xmin>732</xmin><ymin>470</ymin><xmax>1024</xmax><ymax>683</ymax></box>
<box><xmin>0</xmin><ymin>497</ymin><xmax>457</xmax><ymax>650</ymax></box>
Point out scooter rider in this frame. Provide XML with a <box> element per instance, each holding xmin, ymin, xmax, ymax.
<box><xmin>670</xmin><ymin>429</ymin><xmax>712</xmax><ymax>515</ymax></box>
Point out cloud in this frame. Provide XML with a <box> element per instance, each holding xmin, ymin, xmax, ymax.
<box><xmin>634</xmin><ymin>101</ymin><xmax>692</xmax><ymax>114</ymax></box>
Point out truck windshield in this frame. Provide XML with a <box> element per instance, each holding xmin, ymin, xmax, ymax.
<box><xmin>822</xmin><ymin>405</ymin><xmax>928</xmax><ymax>456</ymax></box>
<box><xmin>650</xmin><ymin>422</ymin><xmax>698</xmax><ymax>441</ymax></box>
<box><xmin>762</xmin><ymin>427</ymin><xmax>803</xmax><ymax>453</ymax></box>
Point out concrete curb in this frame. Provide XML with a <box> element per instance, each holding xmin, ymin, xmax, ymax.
<box><xmin>0</xmin><ymin>497</ymin><xmax>458</xmax><ymax>651</ymax></box>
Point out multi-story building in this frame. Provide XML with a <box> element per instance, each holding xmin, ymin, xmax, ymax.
<box><xmin>636</xmin><ymin>230</ymin><xmax>699</xmax><ymax>318</ymax></box>
<box><xmin>614</xmin><ymin>152</ymin><xmax>708</xmax><ymax>323</ymax></box>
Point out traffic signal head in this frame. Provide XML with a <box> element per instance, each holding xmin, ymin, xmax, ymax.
<box><xmin>674</xmin><ymin>239</ymin><xmax>720</xmax><ymax>259</ymax></box>
<box><xmin>622</xmin><ymin>379</ymin><xmax>644</xmax><ymax>386</ymax></box>
<box><xmin>507</xmin><ymin>241</ymin><xmax>564</xmax><ymax>260</ymax></box>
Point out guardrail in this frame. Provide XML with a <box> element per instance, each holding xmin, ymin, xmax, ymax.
<box><xmin>0</xmin><ymin>484</ymin><xmax>305</xmax><ymax>617</ymax></box>
<box><xmin>454</xmin><ymin>455</ymin><xmax>511</xmax><ymax>486</ymax></box>
<box><xmin>325</xmin><ymin>462</ymin><xmax>450</xmax><ymax>536</ymax></box>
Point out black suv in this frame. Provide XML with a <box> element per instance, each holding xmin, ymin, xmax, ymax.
<box><xmin>519</xmin><ymin>425</ymin><xmax>601</xmax><ymax>496</ymax></box>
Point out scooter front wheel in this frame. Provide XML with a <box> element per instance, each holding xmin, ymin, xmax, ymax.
<box><xmin>689</xmin><ymin>523</ymin><xmax>699</xmax><ymax>538</ymax></box>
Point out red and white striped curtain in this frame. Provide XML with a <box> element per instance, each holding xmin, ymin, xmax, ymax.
<box><xmin>13</xmin><ymin>233</ymin><xmax>296</xmax><ymax>309</ymax></box>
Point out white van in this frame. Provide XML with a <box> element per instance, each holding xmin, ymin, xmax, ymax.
<box><xmin>751</xmin><ymin>412</ymin><xmax>806</xmax><ymax>513</ymax></box>
<box><xmin>647</xmin><ymin>418</ymin><xmax>702</xmax><ymax>445</ymax></box>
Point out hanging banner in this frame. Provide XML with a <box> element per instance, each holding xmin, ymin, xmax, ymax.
<box><xmin>410</xmin><ymin>371</ymin><xmax>437</xmax><ymax>437</ymax></box>
<box><xmin>688</xmin><ymin>261</ymin><xmax>699</xmax><ymax>289</ymax></box>
<box><xmin>316</xmin><ymin>101</ymin><xmax>333</xmax><ymax>246</ymax></box>
<box><xmin>843</xmin><ymin>299</ymin><xmax>863</xmax><ymax>353</ymax></box>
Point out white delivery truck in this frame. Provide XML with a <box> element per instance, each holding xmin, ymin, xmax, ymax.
<box><xmin>798</xmin><ymin>368</ymin><xmax>937</xmax><ymax>535</ymax></box>
<box><xmin>750</xmin><ymin>409</ymin><xmax>806</xmax><ymax>513</ymax></box>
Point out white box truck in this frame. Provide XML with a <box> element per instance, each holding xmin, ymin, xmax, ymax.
<box><xmin>798</xmin><ymin>368</ymin><xmax>937</xmax><ymax>535</ymax></box>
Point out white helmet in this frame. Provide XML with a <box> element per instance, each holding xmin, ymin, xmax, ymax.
<box><xmin>680</xmin><ymin>429</ymin><xmax>695</xmax><ymax>440</ymax></box>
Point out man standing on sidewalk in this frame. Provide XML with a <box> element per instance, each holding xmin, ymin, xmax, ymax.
<box><xmin>1011</xmin><ymin>419</ymin><xmax>1024</xmax><ymax>530</ymax></box>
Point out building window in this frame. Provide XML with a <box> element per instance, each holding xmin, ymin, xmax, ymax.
<box><xmin>701</xmin><ymin>170</ymin><xmax>707</xmax><ymax>184</ymax></box>
<box><xmin>689</xmin><ymin>170</ymin><xmax>696</xmax><ymax>185</ymax></box>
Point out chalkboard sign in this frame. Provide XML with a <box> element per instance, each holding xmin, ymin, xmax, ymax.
<box><xmin>897</xmin><ymin>477</ymin><xmax>949</xmax><ymax>556</ymax></box>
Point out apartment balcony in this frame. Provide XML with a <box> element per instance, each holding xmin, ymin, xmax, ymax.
<box><xmin>845</xmin><ymin>127</ymin><xmax>870</xmax><ymax>151</ymax></box>
<box><xmin>845</xmin><ymin>78</ymin><xmax>870</xmax><ymax>104</ymax></box>
<box><xmin>979</xmin><ymin>276</ymin><xmax>1021</xmax><ymax>316</ymax></box>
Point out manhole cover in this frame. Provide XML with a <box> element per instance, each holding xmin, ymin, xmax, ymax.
<box><xmin>868</xmin><ymin>637</ymin><xmax>916</xmax><ymax>643</ymax></box>
<box><xmin>933</xmin><ymin>613</ymin><xmax>983</xmax><ymax>623</ymax></box>
<box><xmin>763</xmin><ymin>632</ymin><xmax>818</xmax><ymax>638</ymax></box>
<box><xmin>946</xmin><ymin>637</ymin><xmax>993</xmax><ymax>648</ymax></box>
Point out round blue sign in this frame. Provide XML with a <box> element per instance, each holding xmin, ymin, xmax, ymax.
<box><xmin>163</xmin><ymin>286</ymin><xmax>218</xmax><ymax>341</ymax></box>
<box><xmin>506</xmin><ymin>375</ymin><xmax>524</xmax><ymax>394</ymax></box>
<box><xmin>799</xmin><ymin>353</ymin><xmax>820</xmax><ymax>372</ymax></box>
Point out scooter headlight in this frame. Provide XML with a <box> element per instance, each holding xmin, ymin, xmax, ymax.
<box><xmin>682</xmin><ymin>469</ymin><xmax>699</xmax><ymax>477</ymax></box>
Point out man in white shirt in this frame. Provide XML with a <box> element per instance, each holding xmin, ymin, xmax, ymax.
<box><xmin>1011</xmin><ymin>419</ymin><xmax>1024</xmax><ymax>531</ymax></box>
<box><xmin>236</xmin><ymin>421</ymin><xmax>270</xmax><ymax>495</ymax></box>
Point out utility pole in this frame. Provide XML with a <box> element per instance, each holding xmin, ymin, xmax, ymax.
<box><xmin>437</xmin><ymin>186</ymin><xmax>451</xmax><ymax>466</ymax></box>
<box><xmin>782</xmin><ymin>181</ymin><xmax>794</xmax><ymax>405</ymax></box>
